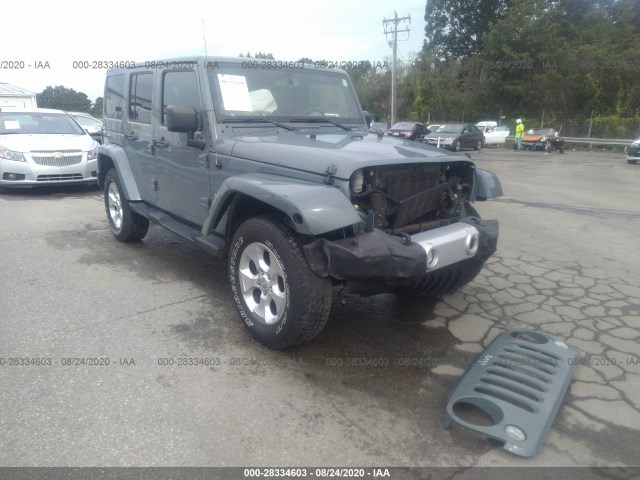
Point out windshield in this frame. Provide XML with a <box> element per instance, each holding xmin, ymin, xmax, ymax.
<box><xmin>208</xmin><ymin>63</ymin><xmax>363</xmax><ymax>122</ymax></box>
<box><xmin>0</xmin><ymin>112</ymin><xmax>86</xmax><ymax>135</ymax></box>
<box><xmin>527</xmin><ymin>128</ymin><xmax>553</xmax><ymax>135</ymax></box>
<box><xmin>73</xmin><ymin>115</ymin><xmax>102</xmax><ymax>128</ymax></box>
<box><xmin>391</xmin><ymin>122</ymin><xmax>415</xmax><ymax>130</ymax></box>
<box><xmin>435</xmin><ymin>124</ymin><xmax>464</xmax><ymax>134</ymax></box>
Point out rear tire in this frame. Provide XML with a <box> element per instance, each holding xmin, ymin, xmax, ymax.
<box><xmin>104</xmin><ymin>168</ymin><xmax>149</xmax><ymax>242</ymax></box>
<box><xmin>229</xmin><ymin>215</ymin><xmax>332</xmax><ymax>349</ymax></box>
<box><xmin>474</xmin><ymin>140</ymin><xmax>482</xmax><ymax>151</ymax></box>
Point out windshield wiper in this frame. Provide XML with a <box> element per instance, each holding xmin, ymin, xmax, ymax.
<box><xmin>222</xmin><ymin>117</ymin><xmax>299</xmax><ymax>131</ymax></box>
<box><xmin>290</xmin><ymin>117</ymin><xmax>352</xmax><ymax>131</ymax></box>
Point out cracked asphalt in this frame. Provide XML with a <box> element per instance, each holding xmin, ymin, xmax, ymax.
<box><xmin>0</xmin><ymin>148</ymin><xmax>638</xmax><ymax>470</ymax></box>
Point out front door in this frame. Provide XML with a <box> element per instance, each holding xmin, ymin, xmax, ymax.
<box><xmin>154</xmin><ymin>69</ymin><xmax>210</xmax><ymax>224</ymax></box>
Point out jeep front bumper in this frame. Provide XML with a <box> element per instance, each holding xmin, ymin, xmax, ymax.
<box><xmin>303</xmin><ymin>217</ymin><xmax>498</xmax><ymax>296</ymax></box>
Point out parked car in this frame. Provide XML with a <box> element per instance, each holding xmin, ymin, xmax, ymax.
<box><xmin>476</xmin><ymin>121</ymin><xmax>497</xmax><ymax>136</ymax></box>
<box><xmin>424</xmin><ymin>123</ymin><xmax>484</xmax><ymax>151</ymax></box>
<box><xmin>368</xmin><ymin>121</ymin><xmax>388</xmax><ymax>135</ymax></box>
<box><xmin>386</xmin><ymin>121</ymin><xmax>429</xmax><ymax>141</ymax></box>
<box><xmin>483</xmin><ymin>125</ymin><xmax>511</xmax><ymax>145</ymax></box>
<box><xmin>521</xmin><ymin>128</ymin><xmax>564</xmax><ymax>153</ymax></box>
<box><xmin>626</xmin><ymin>138</ymin><xmax>640</xmax><ymax>164</ymax></box>
<box><xmin>68</xmin><ymin>112</ymin><xmax>104</xmax><ymax>144</ymax></box>
<box><xmin>0</xmin><ymin>108</ymin><xmax>99</xmax><ymax>187</ymax></box>
<box><xmin>98</xmin><ymin>56</ymin><xmax>503</xmax><ymax>349</ymax></box>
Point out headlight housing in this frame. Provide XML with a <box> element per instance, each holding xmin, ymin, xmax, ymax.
<box><xmin>87</xmin><ymin>147</ymin><xmax>98</xmax><ymax>161</ymax></box>
<box><xmin>0</xmin><ymin>145</ymin><xmax>25</xmax><ymax>162</ymax></box>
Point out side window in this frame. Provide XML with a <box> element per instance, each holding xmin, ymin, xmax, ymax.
<box><xmin>129</xmin><ymin>73</ymin><xmax>153</xmax><ymax>124</ymax></box>
<box><xmin>105</xmin><ymin>75</ymin><xmax>125</xmax><ymax>119</ymax></box>
<box><xmin>162</xmin><ymin>71</ymin><xmax>201</xmax><ymax>125</ymax></box>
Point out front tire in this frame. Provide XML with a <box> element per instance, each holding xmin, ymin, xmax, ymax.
<box><xmin>229</xmin><ymin>215</ymin><xmax>332</xmax><ymax>349</ymax></box>
<box><xmin>474</xmin><ymin>140</ymin><xmax>482</xmax><ymax>151</ymax></box>
<box><xmin>452</xmin><ymin>140</ymin><xmax>461</xmax><ymax>152</ymax></box>
<box><xmin>104</xmin><ymin>168</ymin><xmax>149</xmax><ymax>242</ymax></box>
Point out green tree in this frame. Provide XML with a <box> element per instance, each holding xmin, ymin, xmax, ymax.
<box><xmin>423</xmin><ymin>0</ymin><xmax>512</xmax><ymax>59</ymax></box>
<box><xmin>37</xmin><ymin>86</ymin><xmax>92</xmax><ymax>112</ymax></box>
<box><xmin>91</xmin><ymin>97</ymin><xmax>103</xmax><ymax>117</ymax></box>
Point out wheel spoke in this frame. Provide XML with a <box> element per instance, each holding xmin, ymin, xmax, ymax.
<box><xmin>107</xmin><ymin>182</ymin><xmax>123</xmax><ymax>229</ymax></box>
<box><xmin>238</xmin><ymin>241</ymin><xmax>288</xmax><ymax>326</ymax></box>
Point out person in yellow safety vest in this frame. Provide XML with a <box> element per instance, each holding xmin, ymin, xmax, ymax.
<box><xmin>514</xmin><ymin>118</ymin><xmax>525</xmax><ymax>150</ymax></box>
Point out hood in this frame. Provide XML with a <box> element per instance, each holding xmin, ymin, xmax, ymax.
<box><xmin>230</xmin><ymin>131</ymin><xmax>463</xmax><ymax>179</ymax></box>
<box><xmin>0</xmin><ymin>134</ymin><xmax>96</xmax><ymax>152</ymax></box>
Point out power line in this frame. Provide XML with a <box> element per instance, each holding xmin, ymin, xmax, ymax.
<box><xmin>383</xmin><ymin>12</ymin><xmax>411</xmax><ymax>126</ymax></box>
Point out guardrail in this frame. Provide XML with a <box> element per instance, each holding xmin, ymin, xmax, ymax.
<box><xmin>562</xmin><ymin>137</ymin><xmax>632</xmax><ymax>146</ymax></box>
<box><xmin>505</xmin><ymin>136</ymin><xmax>634</xmax><ymax>146</ymax></box>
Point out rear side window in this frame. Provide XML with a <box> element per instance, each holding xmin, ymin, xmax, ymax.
<box><xmin>162</xmin><ymin>71</ymin><xmax>200</xmax><ymax>124</ymax></box>
<box><xmin>105</xmin><ymin>75</ymin><xmax>125</xmax><ymax>119</ymax></box>
<box><xmin>129</xmin><ymin>73</ymin><xmax>153</xmax><ymax>124</ymax></box>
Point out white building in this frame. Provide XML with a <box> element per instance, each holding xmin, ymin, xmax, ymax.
<box><xmin>0</xmin><ymin>82</ymin><xmax>37</xmax><ymax>109</ymax></box>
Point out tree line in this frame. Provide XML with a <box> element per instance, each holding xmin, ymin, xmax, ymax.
<box><xmin>36</xmin><ymin>0</ymin><xmax>640</xmax><ymax>138</ymax></box>
<box><xmin>354</xmin><ymin>0</ymin><xmax>640</xmax><ymax>137</ymax></box>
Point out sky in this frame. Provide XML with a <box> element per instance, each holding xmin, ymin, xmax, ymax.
<box><xmin>1</xmin><ymin>0</ymin><xmax>425</xmax><ymax>103</ymax></box>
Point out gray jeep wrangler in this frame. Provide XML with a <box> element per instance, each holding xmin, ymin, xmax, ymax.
<box><xmin>98</xmin><ymin>57</ymin><xmax>502</xmax><ymax>349</ymax></box>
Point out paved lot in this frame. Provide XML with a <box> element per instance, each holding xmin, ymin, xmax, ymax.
<box><xmin>0</xmin><ymin>147</ymin><xmax>639</xmax><ymax>469</ymax></box>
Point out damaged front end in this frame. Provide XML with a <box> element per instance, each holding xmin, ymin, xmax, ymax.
<box><xmin>303</xmin><ymin>161</ymin><xmax>501</xmax><ymax>296</ymax></box>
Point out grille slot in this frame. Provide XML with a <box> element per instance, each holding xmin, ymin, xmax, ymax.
<box><xmin>496</xmin><ymin>352</ymin><xmax>556</xmax><ymax>375</ymax></box>
<box><xmin>32</xmin><ymin>155</ymin><xmax>82</xmax><ymax>167</ymax></box>
<box><xmin>37</xmin><ymin>174</ymin><xmax>84</xmax><ymax>182</ymax></box>
<box><xmin>486</xmin><ymin>368</ymin><xmax>548</xmax><ymax>392</ymax></box>
<box><xmin>479</xmin><ymin>376</ymin><xmax>543</xmax><ymax>402</ymax></box>
<box><xmin>512</xmin><ymin>341</ymin><xmax>561</xmax><ymax>360</ymax></box>
<box><xmin>473</xmin><ymin>386</ymin><xmax>538</xmax><ymax>413</ymax></box>
<box><xmin>491</xmin><ymin>359</ymin><xmax>552</xmax><ymax>383</ymax></box>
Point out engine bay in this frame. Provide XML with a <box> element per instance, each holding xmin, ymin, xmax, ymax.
<box><xmin>349</xmin><ymin>161</ymin><xmax>477</xmax><ymax>234</ymax></box>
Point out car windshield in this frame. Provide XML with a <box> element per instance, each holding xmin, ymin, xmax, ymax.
<box><xmin>0</xmin><ymin>112</ymin><xmax>85</xmax><ymax>135</ymax></box>
<box><xmin>73</xmin><ymin>115</ymin><xmax>102</xmax><ymax>128</ymax></box>
<box><xmin>494</xmin><ymin>126</ymin><xmax>509</xmax><ymax>131</ymax></box>
<box><xmin>526</xmin><ymin>128</ymin><xmax>554</xmax><ymax>135</ymax></box>
<box><xmin>208</xmin><ymin>63</ymin><xmax>362</xmax><ymax>122</ymax></box>
<box><xmin>391</xmin><ymin>122</ymin><xmax>415</xmax><ymax>130</ymax></box>
<box><xmin>435</xmin><ymin>124</ymin><xmax>464</xmax><ymax>133</ymax></box>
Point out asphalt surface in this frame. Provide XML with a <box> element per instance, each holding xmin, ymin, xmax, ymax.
<box><xmin>0</xmin><ymin>147</ymin><xmax>639</xmax><ymax>470</ymax></box>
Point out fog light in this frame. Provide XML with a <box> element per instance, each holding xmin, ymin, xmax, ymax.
<box><xmin>3</xmin><ymin>172</ymin><xmax>25</xmax><ymax>181</ymax></box>
<box><xmin>466</xmin><ymin>231</ymin><xmax>479</xmax><ymax>256</ymax></box>
<box><xmin>91</xmin><ymin>171</ymin><xmax>98</xmax><ymax>177</ymax></box>
<box><xmin>425</xmin><ymin>245</ymin><xmax>438</xmax><ymax>269</ymax></box>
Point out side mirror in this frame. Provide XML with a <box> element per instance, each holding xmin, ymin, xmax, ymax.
<box><xmin>473</xmin><ymin>169</ymin><xmax>503</xmax><ymax>201</ymax></box>
<box><xmin>166</xmin><ymin>105</ymin><xmax>198</xmax><ymax>133</ymax></box>
<box><xmin>361</xmin><ymin>110</ymin><xmax>372</xmax><ymax>128</ymax></box>
<box><xmin>166</xmin><ymin>105</ymin><xmax>205</xmax><ymax>150</ymax></box>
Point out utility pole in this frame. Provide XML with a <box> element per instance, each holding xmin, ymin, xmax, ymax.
<box><xmin>383</xmin><ymin>12</ymin><xmax>410</xmax><ymax>127</ymax></box>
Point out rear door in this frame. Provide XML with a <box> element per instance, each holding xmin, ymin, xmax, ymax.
<box><xmin>127</xmin><ymin>71</ymin><xmax>156</xmax><ymax>201</ymax></box>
